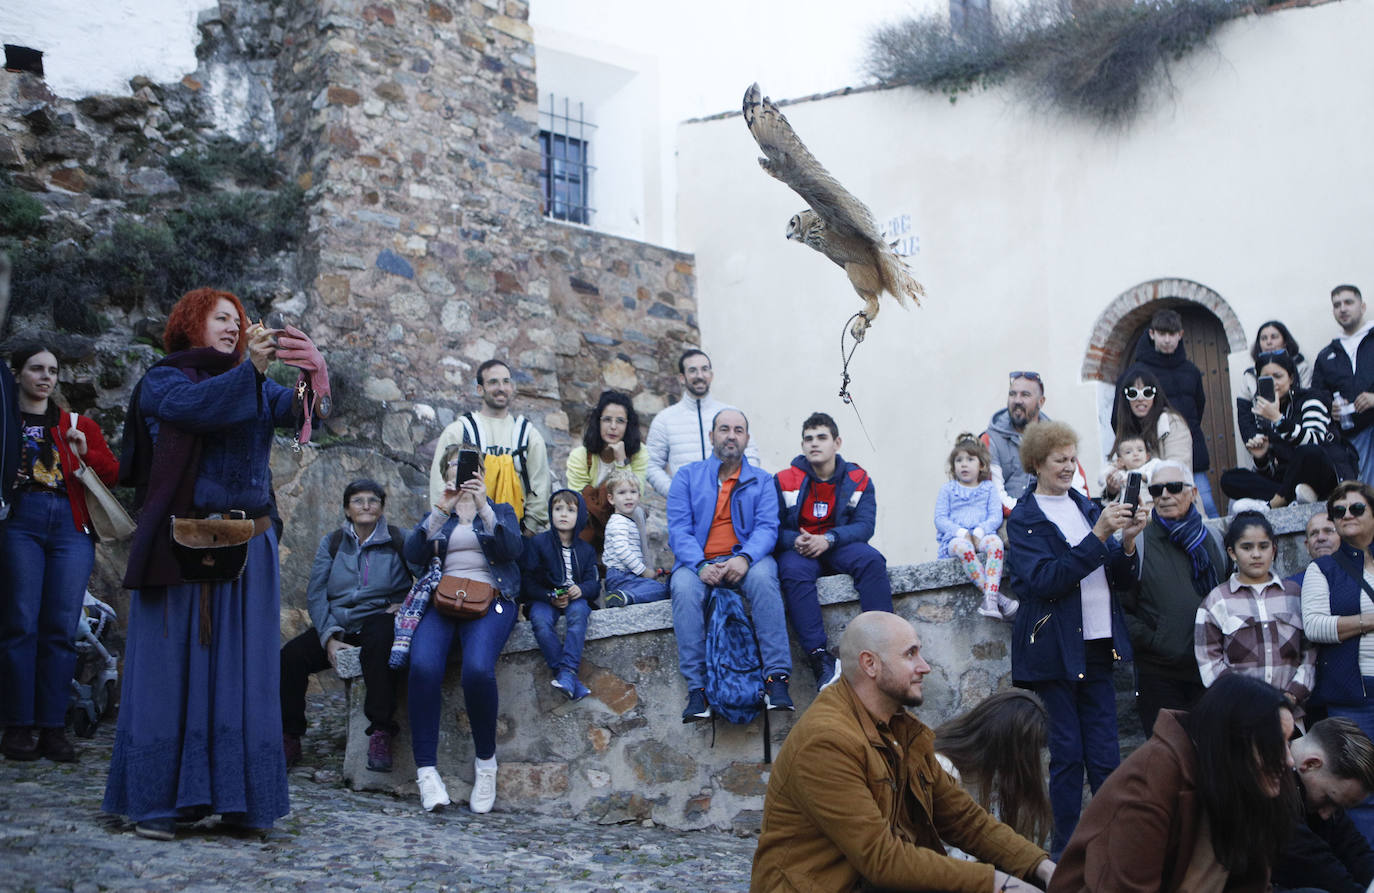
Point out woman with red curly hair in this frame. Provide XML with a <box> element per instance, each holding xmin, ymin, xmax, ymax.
<box><xmin>103</xmin><ymin>287</ymin><xmax>328</xmax><ymax>841</ymax></box>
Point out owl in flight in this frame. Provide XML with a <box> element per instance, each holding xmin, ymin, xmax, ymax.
<box><xmin>743</xmin><ymin>83</ymin><xmax>924</xmax><ymax>341</ymax></box>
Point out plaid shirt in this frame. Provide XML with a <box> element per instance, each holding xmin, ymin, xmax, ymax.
<box><xmin>1195</xmin><ymin>573</ymin><xmax>1315</xmax><ymax>705</ymax></box>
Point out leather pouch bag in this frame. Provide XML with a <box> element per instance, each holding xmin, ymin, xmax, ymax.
<box><xmin>170</xmin><ymin>512</ymin><xmax>255</xmax><ymax>583</ymax></box>
<box><xmin>432</xmin><ymin>575</ymin><xmax>496</xmax><ymax>620</ymax></box>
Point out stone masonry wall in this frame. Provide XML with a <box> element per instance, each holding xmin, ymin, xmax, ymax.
<box><xmin>1</xmin><ymin>0</ymin><xmax>700</xmax><ymax>630</ymax></box>
<box><xmin>338</xmin><ymin>505</ymin><xmax>1322</xmax><ymax>832</ymax></box>
<box><xmin>266</xmin><ymin>0</ymin><xmax>699</xmax><ymax>614</ymax></box>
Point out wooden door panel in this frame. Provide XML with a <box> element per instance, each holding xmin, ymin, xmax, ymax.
<box><xmin>1120</xmin><ymin>305</ymin><xmax>1234</xmax><ymax>514</ymax></box>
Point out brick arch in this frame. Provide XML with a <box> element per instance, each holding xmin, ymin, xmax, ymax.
<box><xmin>1081</xmin><ymin>278</ymin><xmax>1248</xmax><ymax>383</ymax></box>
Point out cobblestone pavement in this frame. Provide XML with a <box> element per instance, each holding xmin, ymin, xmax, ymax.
<box><xmin>0</xmin><ymin>692</ymin><xmax>756</xmax><ymax>891</ymax></box>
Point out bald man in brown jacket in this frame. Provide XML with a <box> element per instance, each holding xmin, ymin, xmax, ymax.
<box><xmin>751</xmin><ymin>612</ymin><xmax>1054</xmax><ymax>892</ymax></box>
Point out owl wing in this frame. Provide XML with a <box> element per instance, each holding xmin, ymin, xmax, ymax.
<box><xmin>742</xmin><ymin>83</ymin><xmax>882</xmax><ymax>245</ymax></box>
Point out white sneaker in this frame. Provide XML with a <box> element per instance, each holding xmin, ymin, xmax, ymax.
<box><xmin>416</xmin><ymin>766</ymin><xmax>451</xmax><ymax>812</ymax></box>
<box><xmin>1230</xmin><ymin>498</ymin><xmax>1271</xmax><ymax>515</ymax></box>
<box><xmin>470</xmin><ymin>761</ymin><xmax>497</xmax><ymax>814</ymax></box>
<box><xmin>1294</xmin><ymin>483</ymin><xmax>1319</xmax><ymax>504</ymax></box>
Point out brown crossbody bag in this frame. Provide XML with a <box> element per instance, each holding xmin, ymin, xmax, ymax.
<box><xmin>433</xmin><ymin>575</ymin><xmax>496</xmax><ymax>620</ymax></box>
<box><xmin>428</xmin><ymin>539</ymin><xmax>497</xmax><ymax>620</ymax></box>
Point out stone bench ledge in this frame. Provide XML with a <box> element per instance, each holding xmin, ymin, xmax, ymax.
<box><xmin>333</xmin><ymin>502</ymin><xmax>1321</xmax><ymax>679</ymax></box>
<box><xmin>333</xmin><ymin>557</ymin><xmax>972</xmax><ymax>679</ymax></box>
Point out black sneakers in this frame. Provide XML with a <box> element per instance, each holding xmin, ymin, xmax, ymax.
<box><xmin>764</xmin><ymin>674</ymin><xmax>795</xmax><ymax>712</ymax></box>
<box><xmin>682</xmin><ymin>688</ymin><xmax>711</xmax><ymax>722</ymax></box>
<box><xmin>806</xmin><ymin>648</ymin><xmax>841</xmax><ymax>693</ymax></box>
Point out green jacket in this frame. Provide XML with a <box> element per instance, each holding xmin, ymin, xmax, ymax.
<box><xmin>1122</xmin><ymin>520</ymin><xmax>1224</xmax><ymax>680</ymax></box>
<box><xmin>751</xmin><ymin>679</ymin><xmax>1048</xmax><ymax>892</ymax></box>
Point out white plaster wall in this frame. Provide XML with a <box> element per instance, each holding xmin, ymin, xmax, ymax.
<box><xmin>677</xmin><ymin>2</ymin><xmax>1374</xmax><ymax>565</ymax></box>
<box><xmin>0</xmin><ymin>0</ymin><xmax>211</xmax><ymax>99</ymax></box>
<box><xmin>534</xmin><ymin>31</ymin><xmax>663</xmax><ymax>244</ymax></box>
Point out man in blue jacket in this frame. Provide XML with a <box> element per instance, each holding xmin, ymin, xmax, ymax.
<box><xmin>775</xmin><ymin>412</ymin><xmax>892</xmax><ymax>692</ymax></box>
<box><xmin>668</xmin><ymin>408</ymin><xmax>791</xmax><ymax>721</ymax></box>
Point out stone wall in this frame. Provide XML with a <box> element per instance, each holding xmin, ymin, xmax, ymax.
<box><xmin>1</xmin><ymin>0</ymin><xmax>701</xmax><ymax>629</ymax></box>
<box><xmin>339</xmin><ymin>504</ymin><xmax>1322</xmax><ymax>832</ymax></box>
<box><xmin>262</xmin><ymin>0</ymin><xmax>701</xmax><ymax>613</ymax></box>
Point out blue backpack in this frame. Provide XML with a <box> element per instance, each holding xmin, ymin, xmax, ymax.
<box><xmin>704</xmin><ymin>587</ymin><xmax>765</xmax><ymax>725</ymax></box>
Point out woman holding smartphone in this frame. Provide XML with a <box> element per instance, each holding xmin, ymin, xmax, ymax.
<box><xmin>1220</xmin><ymin>351</ymin><xmax>1354</xmax><ymax>509</ymax></box>
<box><xmin>401</xmin><ymin>443</ymin><xmax>521</xmax><ymax>815</ymax></box>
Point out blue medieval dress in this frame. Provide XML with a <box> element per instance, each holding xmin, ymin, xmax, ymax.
<box><xmin>103</xmin><ymin>353</ymin><xmax>294</xmax><ymax>828</ymax></box>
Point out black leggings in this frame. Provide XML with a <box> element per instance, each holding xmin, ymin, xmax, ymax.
<box><xmin>1220</xmin><ymin>444</ymin><xmax>1341</xmax><ymax>504</ymax></box>
<box><xmin>280</xmin><ymin>612</ymin><xmax>400</xmax><ymax>736</ymax></box>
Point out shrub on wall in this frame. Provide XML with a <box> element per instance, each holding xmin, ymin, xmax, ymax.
<box><xmin>865</xmin><ymin>0</ymin><xmax>1240</xmax><ymax>124</ymax></box>
<box><xmin>6</xmin><ymin>186</ymin><xmax>305</xmax><ymax>332</ymax></box>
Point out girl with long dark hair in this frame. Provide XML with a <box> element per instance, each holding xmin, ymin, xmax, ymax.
<box><xmin>1051</xmin><ymin>673</ymin><xmax>1298</xmax><ymax>892</ymax></box>
<box><xmin>934</xmin><ymin>689</ymin><xmax>1052</xmax><ymax>847</ymax></box>
<box><xmin>1238</xmin><ymin>321</ymin><xmax>1313</xmax><ymax>443</ymax></box>
<box><xmin>1195</xmin><ymin>511</ymin><xmax>1313</xmax><ymax>720</ymax></box>
<box><xmin>1</xmin><ymin>344</ymin><xmax>118</xmax><ymax>763</ymax></box>
<box><xmin>1106</xmin><ymin>365</ymin><xmax>1193</xmax><ymax>498</ymax></box>
<box><xmin>566</xmin><ymin>389</ymin><xmax>647</xmax><ymax>550</ymax></box>
<box><xmin>1222</xmin><ymin>350</ymin><xmax>1355</xmax><ymax>508</ymax></box>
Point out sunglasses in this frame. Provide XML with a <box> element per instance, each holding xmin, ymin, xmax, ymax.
<box><xmin>1123</xmin><ymin>386</ymin><xmax>1157</xmax><ymax>400</ymax></box>
<box><xmin>1009</xmin><ymin>371</ymin><xmax>1042</xmax><ymax>382</ymax></box>
<box><xmin>1256</xmin><ymin>349</ymin><xmax>1289</xmax><ymax>363</ymax></box>
<box><xmin>1331</xmin><ymin>503</ymin><xmax>1370</xmax><ymax>520</ymax></box>
<box><xmin>1147</xmin><ymin>481</ymin><xmax>1192</xmax><ymax>497</ymax></box>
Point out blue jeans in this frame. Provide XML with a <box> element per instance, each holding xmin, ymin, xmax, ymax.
<box><xmin>1352</xmin><ymin>426</ymin><xmax>1374</xmax><ymax>488</ymax></box>
<box><xmin>1193</xmin><ymin>472</ymin><xmax>1219</xmax><ymax>517</ymax></box>
<box><xmin>605</xmin><ymin>567</ymin><xmax>668</xmax><ymax>605</ymax></box>
<box><xmin>778</xmin><ymin>541</ymin><xmax>892</xmax><ymax>653</ymax></box>
<box><xmin>407</xmin><ymin>599</ymin><xmax>517</xmax><ymax>765</ymax></box>
<box><xmin>670</xmin><ymin>556</ymin><xmax>791</xmax><ymax>690</ymax></box>
<box><xmin>528</xmin><ymin>597</ymin><xmax>591</xmax><ymax>675</ymax></box>
<box><xmin>1027</xmin><ymin>639</ymin><xmax>1121</xmax><ymax>858</ymax></box>
<box><xmin>1328</xmin><ymin>693</ymin><xmax>1374</xmax><ymax>846</ymax></box>
<box><xmin>1</xmin><ymin>489</ymin><xmax>95</xmax><ymax>727</ymax></box>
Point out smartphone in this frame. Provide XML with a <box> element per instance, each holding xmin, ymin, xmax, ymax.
<box><xmin>1122</xmin><ymin>471</ymin><xmax>1142</xmax><ymax>513</ymax></box>
<box><xmin>1256</xmin><ymin>375</ymin><xmax>1276</xmax><ymax>403</ymax></box>
<box><xmin>265</xmin><ymin>310</ymin><xmax>287</xmax><ymax>347</ymax></box>
<box><xmin>450</xmin><ymin>449</ymin><xmax>482</xmax><ymax>488</ymax></box>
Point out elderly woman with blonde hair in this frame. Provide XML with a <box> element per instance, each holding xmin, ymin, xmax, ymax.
<box><xmin>1006</xmin><ymin>420</ymin><xmax>1146</xmax><ymax>857</ymax></box>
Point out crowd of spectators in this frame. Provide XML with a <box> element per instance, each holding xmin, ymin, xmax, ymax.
<box><xmin>6</xmin><ymin>281</ymin><xmax>1374</xmax><ymax>893</ymax></box>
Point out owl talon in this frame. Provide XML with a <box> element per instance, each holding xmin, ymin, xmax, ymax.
<box><xmin>850</xmin><ymin>314</ymin><xmax>871</xmax><ymax>342</ymax></box>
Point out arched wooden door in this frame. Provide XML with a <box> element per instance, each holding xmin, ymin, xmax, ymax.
<box><xmin>1121</xmin><ymin>305</ymin><xmax>1236</xmax><ymax>514</ymax></box>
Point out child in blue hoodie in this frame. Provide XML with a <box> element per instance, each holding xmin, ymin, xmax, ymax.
<box><xmin>520</xmin><ymin>489</ymin><xmax>600</xmax><ymax>700</ymax></box>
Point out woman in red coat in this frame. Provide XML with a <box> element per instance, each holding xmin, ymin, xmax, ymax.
<box><xmin>1</xmin><ymin>344</ymin><xmax>118</xmax><ymax>763</ymax></box>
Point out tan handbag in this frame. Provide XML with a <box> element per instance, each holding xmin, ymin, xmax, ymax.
<box><xmin>68</xmin><ymin>414</ymin><xmax>135</xmax><ymax>542</ymax></box>
<box><xmin>432</xmin><ymin>575</ymin><xmax>496</xmax><ymax>620</ymax></box>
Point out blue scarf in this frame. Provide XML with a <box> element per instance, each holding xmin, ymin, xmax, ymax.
<box><xmin>1154</xmin><ymin>505</ymin><xmax>1219</xmax><ymax>596</ymax></box>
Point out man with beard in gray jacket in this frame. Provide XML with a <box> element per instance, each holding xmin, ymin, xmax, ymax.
<box><xmin>645</xmin><ymin>349</ymin><xmax>762</xmax><ymax>498</ymax></box>
<box><xmin>981</xmin><ymin>371</ymin><xmax>1086</xmax><ymax>515</ymax></box>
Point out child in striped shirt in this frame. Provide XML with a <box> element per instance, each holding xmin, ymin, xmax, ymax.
<box><xmin>601</xmin><ymin>469</ymin><xmax>668</xmax><ymax>607</ymax></box>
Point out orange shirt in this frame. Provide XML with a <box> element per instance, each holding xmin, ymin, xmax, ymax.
<box><xmin>703</xmin><ymin>465</ymin><xmax>741</xmax><ymax>560</ymax></box>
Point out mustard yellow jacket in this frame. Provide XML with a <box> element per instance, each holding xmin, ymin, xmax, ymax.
<box><xmin>751</xmin><ymin>678</ymin><xmax>1048</xmax><ymax>892</ymax></box>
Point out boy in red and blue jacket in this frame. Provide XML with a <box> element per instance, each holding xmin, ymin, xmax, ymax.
<box><xmin>775</xmin><ymin>412</ymin><xmax>892</xmax><ymax>691</ymax></box>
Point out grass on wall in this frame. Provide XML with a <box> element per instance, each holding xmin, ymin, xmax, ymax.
<box><xmin>864</xmin><ymin>0</ymin><xmax>1243</xmax><ymax>124</ymax></box>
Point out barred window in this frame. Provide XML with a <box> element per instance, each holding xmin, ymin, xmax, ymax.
<box><xmin>538</xmin><ymin>94</ymin><xmax>596</xmax><ymax>226</ymax></box>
